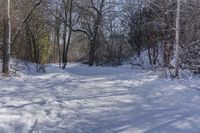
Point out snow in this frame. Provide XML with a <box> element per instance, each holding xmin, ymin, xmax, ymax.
<box><xmin>0</xmin><ymin>63</ymin><xmax>200</xmax><ymax>132</ymax></box>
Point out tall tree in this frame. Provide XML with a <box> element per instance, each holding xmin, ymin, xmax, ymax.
<box><xmin>73</xmin><ymin>0</ymin><xmax>106</xmax><ymax>66</ymax></box>
<box><xmin>2</xmin><ymin>0</ymin><xmax>43</xmax><ymax>76</ymax></box>
<box><xmin>62</xmin><ymin>0</ymin><xmax>73</xmax><ymax>69</ymax></box>
<box><xmin>174</xmin><ymin>0</ymin><xmax>180</xmax><ymax>77</ymax></box>
<box><xmin>2</xmin><ymin>0</ymin><xmax>11</xmax><ymax>76</ymax></box>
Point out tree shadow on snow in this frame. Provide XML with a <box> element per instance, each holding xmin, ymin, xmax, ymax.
<box><xmin>0</xmin><ymin>64</ymin><xmax>200</xmax><ymax>133</ymax></box>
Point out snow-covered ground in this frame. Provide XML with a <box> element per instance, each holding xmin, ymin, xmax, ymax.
<box><xmin>0</xmin><ymin>64</ymin><xmax>200</xmax><ymax>133</ymax></box>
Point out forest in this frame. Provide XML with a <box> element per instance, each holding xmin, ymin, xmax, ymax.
<box><xmin>1</xmin><ymin>0</ymin><xmax>199</xmax><ymax>77</ymax></box>
<box><xmin>1</xmin><ymin>0</ymin><xmax>200</xmax><ymax>133</ymax></box>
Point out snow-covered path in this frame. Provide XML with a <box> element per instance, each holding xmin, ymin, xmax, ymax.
<box><xmin>0</xmin><ymin>64</ymin><xmax>200</xmax><ymax>133</ymax></box>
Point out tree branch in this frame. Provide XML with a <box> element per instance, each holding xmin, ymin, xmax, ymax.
<box><xmin>12</xmin><ymin>0</ymin><xmax>43</xmax><ymax>44</ymax></box>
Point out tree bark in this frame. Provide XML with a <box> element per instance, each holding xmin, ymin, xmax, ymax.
<box><xmin>62</xmin><ymin>0</ymin><xmax>73</xmax><ymax>69</ymax></box>
<box><xmin>62</xmin><ymin>22</ymin><xmax>67</xmax><ymax>68</ymax></box>
<box><xmin>89</xmin><ymin>40</ymin><xmax>96</xmax><ymax>66</ymax></box>
<box><xmin>2</xmin><ymin>0</ymin><xmax>11</xmax><ymax>76</ymax></box>
<box><xmin>56</xmin><ymin>25</ymin><xmax>62</xmax><ymax>67</ymax></box>
<box><xmin>174</xmin><ymin>0</ymin><xmax>181</xmax><ymax>77</ymax></box>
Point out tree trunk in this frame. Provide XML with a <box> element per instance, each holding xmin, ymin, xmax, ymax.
<box><xmin>148</xmin><ymin>47</ymin><xmax>152</xmax><ymax>65</ymax></box>
<box><xmin>62</xmin><ymin>0</ymin><xmax>73</xmax><ymax>69</ymax></box>
<box><xmin>89</xmin><ymin>40</ymin><xmax>95</xmax><ymax>66</ymax></box>
<box><xmin>57</xmin><ymin>28</ymin><xmax>62</xmax><ymax>68</ymax></box>
<box><xmin>164</xmin><ymin>42</ymin><xmax>172</xmax><ymax>68</ymax></box>
<box><xmin>174</xmin><ymin>0</ymin><xmax>181</xmax><ymax>77</ymax></box>
<box><xmin>88</xmin><ymin>21</ymin><xmax>100</xmax><ymax>66</ymax></box>
<box><xmin>62</xmin><ymin>27</ymin><xmax>72</xmax><ymax>69</ymax></box>
<box><xmin>55</xmin><ymin>9</ymin><xmax>62</xmax><ymax>67</ymax></box>
<box><xmin>2</xmin><ymin>0</ymin><xmax>11</xmax><ymax>76</ymax></box>
<box><xmin>153</xmin><ymin>45</ymin><xmax>157</xmax><ymax>65</ymax></box>
<box><xmin>62</xmin><ymin>23</ymin><xmax>67</xmax><ymax>68</ymax></box>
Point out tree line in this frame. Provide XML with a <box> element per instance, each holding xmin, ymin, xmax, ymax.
<box><xmin>127</xmin><ymin>0</ymin><xmax>200</xmax><ymax>77</ymax></box>
<box><xmin>0</xmin><ymin>0</ymin><xmax>200</xmax><ymax>78</ymax></box>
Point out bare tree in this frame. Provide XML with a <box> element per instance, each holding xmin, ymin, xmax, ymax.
<box><xmin>62</xmin><ymin>0</ymin><xmax>73</xmax><ymax>69</ymax></box>
<box><xmin>174</xmin><ymin>0</ymin><xmax>180</xmax><ymax>77</ymax></box>
<box><xmin>2</xmin><ymin>0</ymin><xmax>43</xmax><ymax>76</ymax></box>
<box><xmin>2</xmin><ymin>0</ymin><xmax>11</xmax><ymax>76</ymax></box>
<box><xmin>71</xmin><ymin>0</ymin><xmax>106</xmax><ymax>66</ymax></box>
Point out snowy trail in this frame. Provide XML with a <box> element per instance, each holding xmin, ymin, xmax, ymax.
<box><xmin>0</xmin><ymin>64</ymin><xmax>200</xmax><ymax>133</ymax></box>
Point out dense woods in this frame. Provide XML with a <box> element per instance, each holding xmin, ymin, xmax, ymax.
<box><xmin>1</xmin><ymin>0</ymin><xmax>200</xmax><ymax>77</ymax></box>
